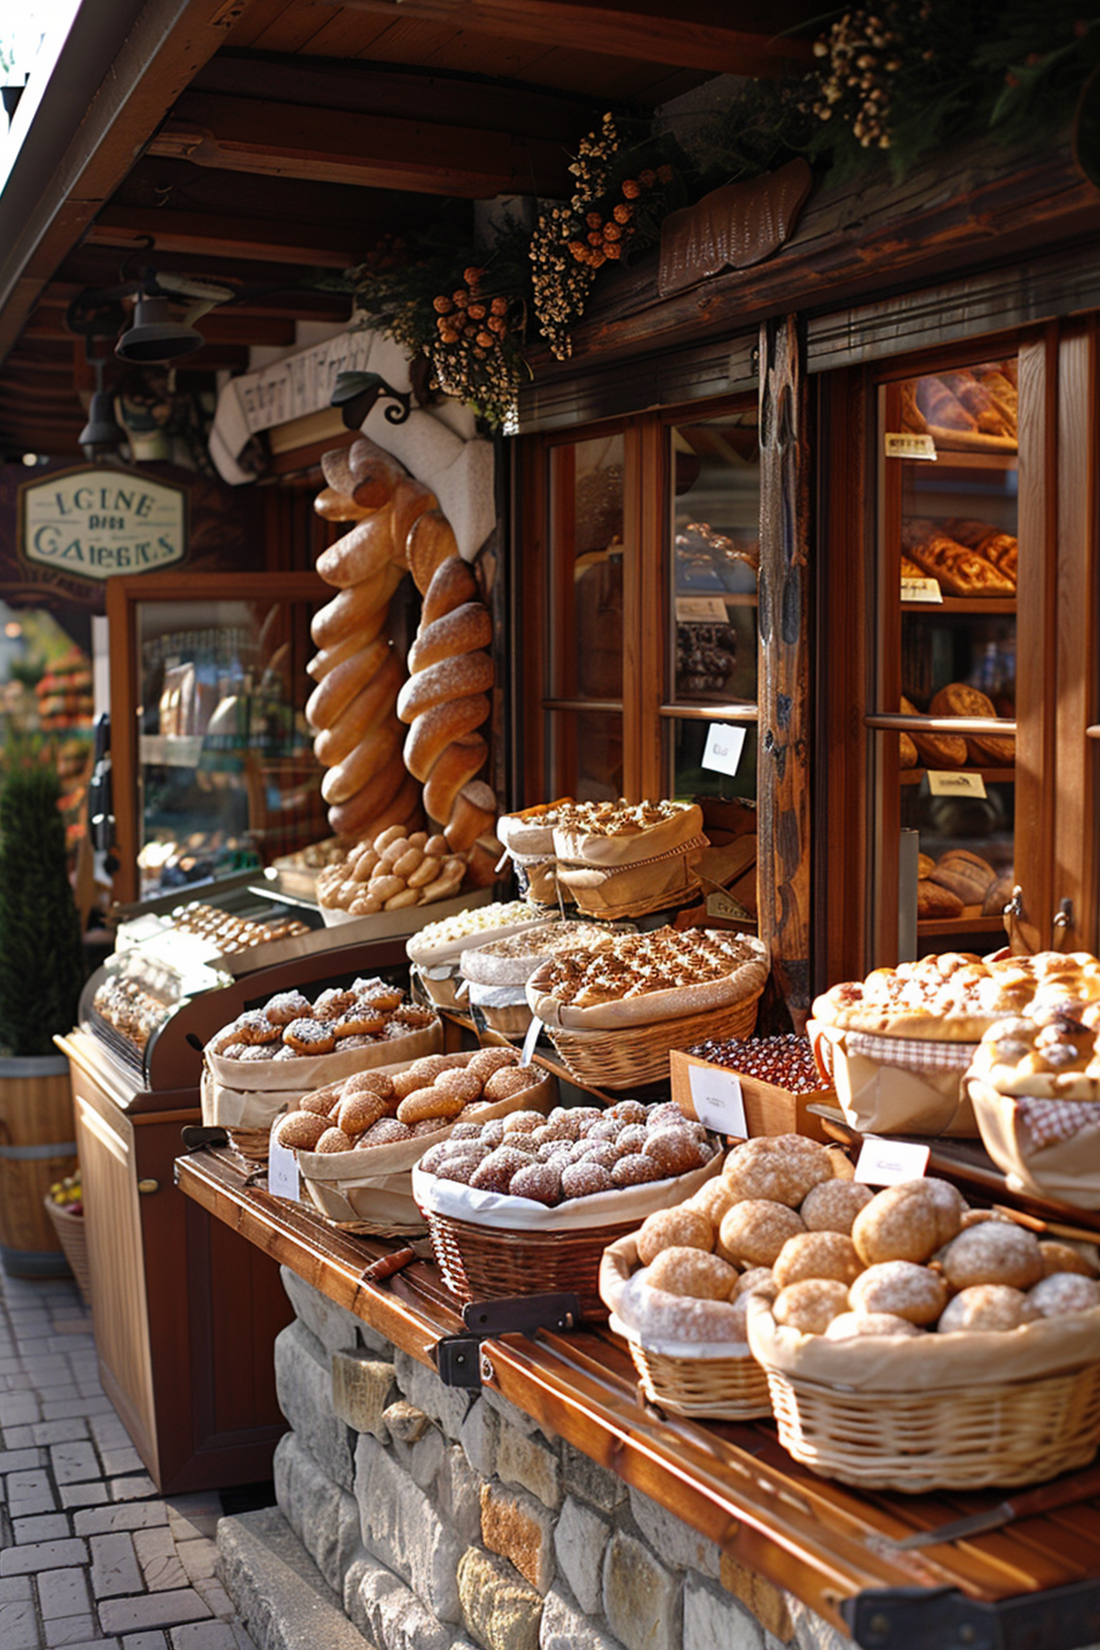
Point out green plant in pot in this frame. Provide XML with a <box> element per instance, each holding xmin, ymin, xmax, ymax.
<box><xmin>0</xmin><ymin>756</ymin><xmax>86</xmax><ymax>1276</ymax></box>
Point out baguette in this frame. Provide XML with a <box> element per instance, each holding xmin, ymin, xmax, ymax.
<box><xmin>313</xmin><ymin>655</ymin><xmax>402</xmax><ymax>767</ymax></box>
<box><xmin>397</xmin><ymin>650</ymin><xmax>494</xmax><ymax>723</ymax></box>
<box><xmin>311</xmin><ymin>562</ymin><xmax>405</xmax><ymax>649</ymax></box>
<box><xmin>316</xmin><ymin>509</ymin><xmax>396</xmax><ymax>589</ymax></box>
<box><xmin>444</xmin><ymin>780</ymin><xmax>497</xmax><ymax>852</ymax></box>
<box><xmin>329</xmin><ymin>769</ymin><xmax>421</xmax><ymax>842</ymax></box>
<box><xmin>314</xmin><ymin>486</ymin><xmax>371</xmax><ymax>523</ymax></box>
<box><xmin>307</xmin><ymin>624</ymin><xmax>384</xmax><ymax>683</ymax></box>
<box><xmin>422</xmin><ymin>556</ymin><xmax>478</xmax><ymax>626</ymax></box>
<box><xmin>422</xmin><ymin>736</ymin><xmax>488</xmax><ymax>827</ymax></box>
<box><xmin>305</xmin><ymin>633</ymin><xmax>391</xmax><ymax>733</ymax></box>
<box><xmin>404</xmin><ymin>693</ymin><xmax>491</xmax><ymax>782</ymax></box>
<box><xmin>320</xmin><ymin>716</ymin><xmax>404</xmax><ymax>806</ymax></box>
<box><xmin>347</xmin><ymin>436</ymin><xmax>407</xmax><ymax>511</ymax></box>
<box><xmin>408</xmin><ymin>603</ymin><xmax>493</xmax><ymax>674</ymax></box>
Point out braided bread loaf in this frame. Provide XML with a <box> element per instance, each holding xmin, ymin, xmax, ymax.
<box><xmin>398</xmin><ymin>555</ymin><xmax>496</xmax><ymax>848</ymax></box>
<box><xmin>309</xmin><ymin>438</ymin><xmax>453</xmax><ymax>839</ymax></box>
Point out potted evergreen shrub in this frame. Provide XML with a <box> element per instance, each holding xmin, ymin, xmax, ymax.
<box><xmin>0</xmin><ymin>757</ymin><xmax>86</xmax><ymax>1275</ymax></box>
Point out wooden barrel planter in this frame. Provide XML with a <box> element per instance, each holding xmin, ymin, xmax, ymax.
<box><xmin>0</xmin><ymin>1056</ymin><xmax>79</xmax><ymax>1277</ymax></box>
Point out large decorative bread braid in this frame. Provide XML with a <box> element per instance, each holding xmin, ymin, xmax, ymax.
<box><xmin>306</xmin><ymin>438</ymin><xmax>459</xmax><ymax>840</ymax></box>
<box><xmin>397</xmin><ymin>554</ymin><xmax>497</xmax><ymax>850</ymax></box>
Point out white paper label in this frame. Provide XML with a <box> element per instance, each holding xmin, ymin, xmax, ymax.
<box><xmin>701</xmin><ymin>723</ymin><xmax>746</xmax><ymax>777</ymax></box>
<box><xmin>900</xmin><ymin>576</ymin><xmax>942</xmax><ymax>603</ymax></box>
<box><xmin>885</xmin><ymin>432</ymin><xmax>937</xmax><ymax>460</ymax></box>
<box><xmin>675</xmin><ymin>595</ymin><xmax>728</xmax><ymax>622</ymax></box>
<box><xmin>267</xmin><ymin>1133</ymin><xmax>301</xmax><ymax>1202</ymax></box>
<box><xmin>928</xmin><ymin>770</ymin><xmax>987</xmax><ymax>799</ymax></box>
<box><xmin>687</xmin><ymin>1064</ymin><xmax>748</xmax><ymax>1138</ymax></box>
<box><xmin>854</xmin><ymin>1137</ymin><xmax>930</xmax><ymax>1186</ymax></box>
<box><xmin>520</xmin><ymin>1016</ymin><xmax>542</xmax><ymax>1066</ymax></box>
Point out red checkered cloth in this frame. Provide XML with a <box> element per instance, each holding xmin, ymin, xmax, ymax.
<box><xmin>843</xmin><ymin>1031</ymin><xmax>979</xmax><ymax>1073</ymax></box>
<box><xmin>1016</xmin><ymin>1095</ymin><xmax>1100</xmax><ymax>1154</ymax></box>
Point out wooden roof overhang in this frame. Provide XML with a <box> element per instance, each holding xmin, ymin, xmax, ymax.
<box><xmin>0</xmin><ymin>0</ymin><xmax>817</xmax><ymax>459</ymax></box>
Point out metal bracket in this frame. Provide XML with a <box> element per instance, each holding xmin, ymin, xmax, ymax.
<box><xmin>432</xmin><ymin>1292</ymin><xmax>581</xmax><ymax>1389</ymax></box>
<box><xmin>844</xmin><ymin>1574</ymin><xmax>1100</xmax><ymax>1650</ymax></box>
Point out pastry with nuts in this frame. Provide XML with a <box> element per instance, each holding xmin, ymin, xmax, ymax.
<box><xmin>527</xmin><ymin>926</ymin><xmax>768</xmax><ymax>1030</ymax></box>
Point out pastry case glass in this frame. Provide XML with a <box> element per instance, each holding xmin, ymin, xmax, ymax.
<box><xmin>870</xmin><ymin>355</ymin><xmax>1019</xmax><ymax>960</ymax></box>
<box><xmin>665</xmin><ymin>407</ymin><xmax>759</xmax><ymax>806</ymax></box>
<box><xmin>108</xmin><ymin>571</ymin><xmax>329</xmax><ymax>904</ymax></box>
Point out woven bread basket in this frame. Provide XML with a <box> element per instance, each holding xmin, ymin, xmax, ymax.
<box><xmin>555</xmin><ymin>841</ymin><xmax>704</xmax><ymax>921</ymax></box>
<box><xmin>414</xmin><ymin>1157</ymin><xmax>720</xmax><ymax>1319</ymax></box>
<box><xmin>600</xmin><ymin>1235</ymin><xmax>771</xmax><ymax>1419</ymax></box>
<box><xmin>545</xmin><ymin>989</ymin><xmax>761</xmax><ymax>1090</ymax></box>
<box><xmin>748</xmin><ymin>1298</ymin><xmax>1100</xmax><ymax>1491</ymax></box>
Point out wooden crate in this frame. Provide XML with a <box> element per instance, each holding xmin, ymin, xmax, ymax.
<box><xmin>669</xmin><ymin>1049</ymin><xmax>832</xmax><ymax>1143</ymax></box>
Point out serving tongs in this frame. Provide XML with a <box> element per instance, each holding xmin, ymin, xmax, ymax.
<box><xmin>886</xmin><ymin>1461</ymin><xmax>1100</xmax><ymax>1549</ymax></box>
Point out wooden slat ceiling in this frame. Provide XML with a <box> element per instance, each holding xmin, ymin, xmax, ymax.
<box><xmin>0</xmin><ymin>0</ymin><xmax>819</xmax><ymax>458</ymax></box>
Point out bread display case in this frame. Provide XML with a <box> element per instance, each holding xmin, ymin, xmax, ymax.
<box><xmin>107</xmin><ymin>570</ymin><xmax>330</xmax><ymax>904</ymax></box>
<box><xmin>868</xmin><ymin>355</ymin><xmax>1020</xmax><ymax>960</ymax></box>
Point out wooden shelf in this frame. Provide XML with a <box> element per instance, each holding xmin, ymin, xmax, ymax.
<box><xmin>909</xmin><ymin>448</ymin><xmax>1018</xmax><ymax>471</ymax></box>
<box><xmin>900</xmin><ymin>597</ymin><xmax>1016</xmax><ymax>615</ymax></box>
<box><xmin>917</xmin><ymin>913</ymin><xmax>1005</xmax><ymax>936</ymax></box>
<box><xmin>899</xmin><ymin>767</ymin><xmax>1014</xmax><ymax>785</ymax></box>
<box><xmin>175</xmin><ymin>1144</ymin><xmax>1100</xmax><ymax>1650</ymax></box>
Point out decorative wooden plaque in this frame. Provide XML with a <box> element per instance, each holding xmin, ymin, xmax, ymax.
<box><xmin>658</xmin><ymin>158</ymin><xmax>813</xmax><ymax>299</ymax></box>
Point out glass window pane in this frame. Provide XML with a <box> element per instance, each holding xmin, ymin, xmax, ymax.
<box><xmin>136</xmin><ymin>597</ymin><xmax>324</xmax><ymax>896</ymax></box>
<box><xmin>670</xmin><ymin>414</ymin><xmax>759</xmax><ymax>707</ymax></box>
<box><xmin>546</xmin><ymin>708</ymin><xmax>623</xmax><ymax>803</ymax></box>
<box><xmin>669</xmin><ymin>719</ymin><xmax>757</xmax><ymax>806</ymax></box>
<box><xmin>548</xmin><ymin>435</ymin><xmax>625</xmax><ymax>702</ymax></box>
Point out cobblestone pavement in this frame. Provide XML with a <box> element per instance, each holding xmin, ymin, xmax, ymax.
<box><xmin>0</xmin><ymin>1265</ymin><xmax>261</xmax><ymax>1650</ymax></box>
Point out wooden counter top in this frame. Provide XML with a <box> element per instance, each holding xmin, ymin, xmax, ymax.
<box><xmin>176</xmin><ymin>1145</ymin><xmax>1100</xmax><ymax>1650</ymax></box>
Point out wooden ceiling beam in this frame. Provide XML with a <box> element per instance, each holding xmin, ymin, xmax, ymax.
<box><xmin>147</xmin><ymin>90</ymin><xmax>572</xmax><ymax>196</ymax></box>
<box><xmin>88</xmin><ymin>204</ymin><xmax>359</xmax><ymax>268</ymax></box>
<box><xmin>316</xmin><ymin>0</ymin><xmax>814</xmax><ymax>76</ymax></box>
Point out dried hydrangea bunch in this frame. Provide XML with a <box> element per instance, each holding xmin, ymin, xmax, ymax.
<box><xmin>428</xmin><ymin>265</ymin><xmax>526</xmax><ymax>427</ymax></box>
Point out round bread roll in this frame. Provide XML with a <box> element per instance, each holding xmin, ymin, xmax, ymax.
<box><xmin>772</xmin><ymin>1230</ymin><xmax>863</xmax><ymax>1291</ymax></box>
<box><xmin>851</xmin><ymin>1183</ymin><xmax>942</xmax><ymax>1267</ymax></box>
<box><xmin>938</xmin><ymin>1222</ymin><xmax>1044</xmax><ymax>1293</ymax></box>
<box><xmin>773</xmin><ymin>1278</ymin><xmax>851</xmax><ymax>1335</ymax></box>
<box><xmin>937</xmin><ymin>1284</ymin><xmax>1039</xmax><ymax>1334</ymax></box>
<box><xmin>1039</xmin><ymin>1241</ymin><xmax>1099</xmax><ymax>1279</ymax></box>
<box><xmin>848</xmin><ymin>1261</ymin><xmax>947</xmax><ymax>1326</ymax></box>
<box><xmin>644</xmin><ymin>1247</ymin><xmax>739</xmax><ymax>1301</ymax></box>
<box><xmin>732</xmin><ymin>1267</ymin><xmax>779</xmax><ymax>1303</ymax></box>
<box><xmin>722</xmin><ymin>1136</ymin><xmax>832</xmax><ymax>1209</ymax></box>
<box><xmin>636</xmin><ymin>1207</ymin><xmax>715</xmax><ymax>1267</ymax></box>
<box><xmin>718</xmin><ymin>1200</ymin><xmax>805</xmax><ymax>1269</ymax></box>
<box><xmin>898</xmin><ymin>1177</ymin><xmax>967</xmax><ymax>1246</ymax></box>
<box><xmin>1027</xmin><ymin>1272</ymin><xmax>1100</xmax><ymax>1317</ymax></box>
<box><xmin>799</xmin><ymin>1179</ymin><xmax>874</xmax><ymax>1236</ymax></box>
<box><xmin>824</xmin><ymin>1311</ymin><xmax>923</xmax><ymax>1339</ymax></box>
<box><xmin>687</xmin><ymin>1176</ymin><xmax>738</xmax><ymax>1231</ymax></box>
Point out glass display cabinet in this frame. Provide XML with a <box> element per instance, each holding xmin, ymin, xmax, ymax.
<box><xmin>868</xmin><ymin>353</ymin><xmax>1020</xmax><ymax>960</ymax></box>
<box><xmin>107</xmin><ymin>570</ymin><xmax>329</xmax><ymax>904</ymax></box>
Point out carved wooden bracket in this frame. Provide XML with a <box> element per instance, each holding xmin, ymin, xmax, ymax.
<box><xmin>657</xmin><ymin>158</ymin><xmax>813</xmax><ymax>300</ymax></box>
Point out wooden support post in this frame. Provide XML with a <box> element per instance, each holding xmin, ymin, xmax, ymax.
<box><xmin>758</xmin><ymin>315</ymin><xmax>811</xmax><ymax>1028</ymax></box>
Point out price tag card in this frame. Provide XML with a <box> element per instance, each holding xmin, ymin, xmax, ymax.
<box><xmin>885</xmin><ymin>432</ymin><xmax>937</xmax><ymax>460</ymax></box>
<box><xmin>520</xmin><ymin>1015</ymin><xmax>542</xmax><ymax>1066</ymax></box>
<box><xmin>928</xmin><ymin>770</ymin><xmax>987</xmax><ymax>799</ymax></box>
<box><xmin>686</xmin><ymin>1063</ymin><xmax>747</xmax><ymax>1139</ymax></box>
<box><xmin>267</xmin><ymin>1131</ymin><xmax>301</xmax><ymax>1202</ymax></box>
<box><xmin>701</xmin><ymin>722</ymin><xmax>746</xmax><ymax>777</ymax></box>
<box><xmin>706</xmin><ymin>888</ymin><xmax>752</xmax><ymax>922</ymax></box>
<box><xmin>854</xmin><ymin>1137</ymin><xmax>930</xmax><ymax>1186</ymax></box>
<box><xmin>901</xmin><ymin>576</ymin><xmax>942</xmax><ymax>603</ymax></box>
<box><xmin>675</xmin><ymin>595</ymin><xmax>728</xmax><ymax>623</ymax></box>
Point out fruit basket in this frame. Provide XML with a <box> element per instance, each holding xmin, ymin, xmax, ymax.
<box><xmin>44</xmin><ymin>1172</ymin><xmax>91</xmax><ymax>1307</ymax></box>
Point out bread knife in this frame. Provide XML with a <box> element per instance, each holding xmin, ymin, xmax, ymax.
<box><xmin>887</xmin><ymin>1461</ymin><xmax>1100</xmax><ymax>1549</ymax></box>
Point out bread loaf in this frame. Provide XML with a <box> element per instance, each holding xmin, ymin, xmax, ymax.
<box><xmin>900</xmin><ymin>696</ymin><xmax>967</xmax><ymax>769</ymax></box>
<box><xmin>929</xmin><ymin>848</ymin><xmax>995</xmax><ymax>905</ymax></box>
<box><xmin>400</xmin><ymin>555</ymin><xmax>496</xmax><ymax>836</ymax></box>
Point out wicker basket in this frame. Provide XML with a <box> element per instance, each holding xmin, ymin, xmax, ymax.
<box><xmin>749</xmin><ymin>1300</ymin><xmax>1100</xmax><ymax>1491</ymax></box>
<box><xmin>600</xmin><ymin>1236</ymin><xmax>771</xmax><ymax>1419</ymax></box>
<box><xmin>546</xmin><ymin>989</ymin><xmax>761</xmax><ymax>1091</ymax></box>
<box><xmin>43</xmin><ymin>1199</ymin><xmax>91</xmax><ymax>1307</ymax></box>
<box><xmin>425</xmin><ymin>1210</ymin><xmax>641</xmax><ymax>1318</ymax></box>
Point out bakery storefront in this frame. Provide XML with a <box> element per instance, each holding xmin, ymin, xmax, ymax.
<box><xmin>7</xmin><ymin>7</ymin><xmax>1100</xmax><ymax>1650</ymax></box>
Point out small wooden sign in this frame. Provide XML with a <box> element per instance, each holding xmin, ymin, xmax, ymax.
<box><xmin>19</xmin><ymin>466</ymin><xmax>187</xmax><ymax>582</ymax></box>
<box><xmin>901</xmin><ymin>576</ymin><xmax>942</xmax><ymax>603</ymax></box>
<box><xmin>885</xmin><ymin>432</ymin><xmax>937</xmax><ymax>460</ymax></box>
<box><xmin>928</xmin><ymin>770</ymin><xmax>988</xmax><ymax>798</ymax></box>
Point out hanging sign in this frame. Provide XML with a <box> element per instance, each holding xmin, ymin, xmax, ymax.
<box><xmin>18</xmin><ymin>467</ymin><xmax>188</xmax><ymax>583</ymax></box>
<box><xmin>701</xmin><ymin>722</ymin><xmax>746</xmax><ymax>776</ymax></box>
